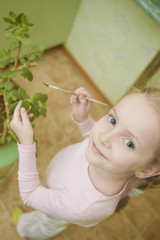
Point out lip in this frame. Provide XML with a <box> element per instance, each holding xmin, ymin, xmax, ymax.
<box><xmin>92</xmin><ymin>141</ymin><xmax>106</xmax><ymax>158</ymax></box>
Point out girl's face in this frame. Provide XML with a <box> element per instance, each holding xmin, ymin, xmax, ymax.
<box><xmin>86</xmin><ymin>93</ymin><xmax>160</xmax><ymax>177</ymax></box>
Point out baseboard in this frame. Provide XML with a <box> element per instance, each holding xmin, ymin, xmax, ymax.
<box><xmin>132</xmin><ymin>50</ymin><xmax>160</xmax><ymax>89</ymax></box>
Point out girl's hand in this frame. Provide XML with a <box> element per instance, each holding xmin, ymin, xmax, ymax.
<box><xmin>10</xmin><ymin>101</ymin><xmax>34</xmax><ymax>146</ymax></box>
<box><xmin>70</xmin><ymin>87</ymin><xmax>92</xmax><ymax>122</ymax></box>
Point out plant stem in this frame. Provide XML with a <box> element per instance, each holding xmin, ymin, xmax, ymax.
<box><xmin>3</xmin><ymin>92</ymin><xmax>10</xmax><ymax>125</ymax></box>
<box><xmin>0</xmin><ymin>61</ymin><xmax>37</xmax><ymax>73</ymax></box>
<box><xmin>11</xmin><ymin>61</ymin><xmax>37</xmax><ymax>72</ymax></box>
<box><xmin>8</xmin><ymin>125</ymin><xmax>18</xmax><ymax>142</ymax></box>
<box><xmin>13</xmin><ymin>41</ymin><xmax>21</xmax><ymax>70</ymax></box>
<box><xmin>2</xmin><ymin>92</ymin><xmax>18</xmax><ymax>142</ymax></box>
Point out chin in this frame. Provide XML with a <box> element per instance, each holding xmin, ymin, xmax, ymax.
<box><xmin>85</xmin><ymin>143</ymin><xmax>98</xmax><ymax>166</ymax></box>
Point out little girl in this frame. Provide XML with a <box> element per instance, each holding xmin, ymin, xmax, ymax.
<box><xmin>10</xmin><ymin>86</ymin><xmax>160</xmax><ymax>240</ymax></box>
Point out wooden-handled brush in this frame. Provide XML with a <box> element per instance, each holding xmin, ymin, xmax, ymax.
<box><xmin>43</xmin><ymin>83</ymin><xmax>109</xmax><ymax>107</ymax></box>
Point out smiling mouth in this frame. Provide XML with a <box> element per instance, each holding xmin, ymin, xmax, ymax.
<box><xmin>92</xmin><ymin>141</ymin><xmax>106</xmax><ymax>158</ymax></box>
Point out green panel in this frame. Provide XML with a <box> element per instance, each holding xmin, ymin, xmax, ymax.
<box><xmin>134</xmin><ymin>0</ymin><xmax>160</xmax><ymax>26</ymax></box>
<box><xmin>0</xmin><ymin>0</ymin><xmax>81</xmax><ymax>51</ymax></box>
<box><xmin>0</xmin><ymin>141</ymin><xmax>18</xmax><ymax>169</ymax></box>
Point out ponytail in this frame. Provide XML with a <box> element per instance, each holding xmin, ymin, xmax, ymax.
<box><xmin>115</xmin><ymin>174</ymin><xmax>160</xmax><ymax>212</ymax></box>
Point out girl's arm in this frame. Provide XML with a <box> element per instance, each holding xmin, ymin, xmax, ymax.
<box><xmin>17</xmin><ymin>143</ymin><xmax>77</xmax><ymax>220</ymax></box>
<box><xmin>10</xmin><ymin>102</ymin><xmax>79</xmax><ymax>220</ymax></box>
<box><xmin>70</xmin><ymin>87</ymin><xmax>96</xmax><ymax>138</ymax></box>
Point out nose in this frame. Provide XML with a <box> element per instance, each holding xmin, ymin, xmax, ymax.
<box><xmin>100</xmin><ymin>132</ymin><xmax>112</xmax><ymax>148</ymax></box>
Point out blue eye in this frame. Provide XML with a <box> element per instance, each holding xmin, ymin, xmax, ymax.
<box><xmin>109</xmin><ymin>116</ymin><xmax>116</xmax><ymax>126</ymax></box>
<box><xmin>125</xmin><ymin>139</ymin><xmax>134</xmax><ymax>149</ymax></box>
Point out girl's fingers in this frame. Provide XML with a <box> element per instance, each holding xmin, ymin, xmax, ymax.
<box><xmin>13</xmin><ymin>101</ymin><xmax>22</xmax><ymax>121</ymax></box>
<box><xmin>79</xmin><ymin>94</ymin><xmax>87</xmax><ymax>104</ymax></box>
<box><xmin>70</xmin><ymin>95</ymin><xmax>78</xmax><ymax>104</ymax></box>
<box><xmin>26</xmin><ymin>106</ymin><xmax>33</xmax><ymax>118</ymax></box>
<box><xmin>71</xmin><ymin>87</ymin><xmax>92</xmax><ymax>105</ymax></box>
<box><xmin>71</xmin><ymin>93</ymin><xmax>87</xmax><ymax>104</ymax></box>
<box><xmin>27</xmin><ymin>106</ymin><xmax>32</xmax><ymax>112</ymax></box>
<box><xmin>20</xmin><ymin>107</ymin><xmax>31</xmax><ymax>124</ymax></box>
<box><xmin>28</xmin><ymin>113</ymin><xmax>34</xmax><ymax>119</ymax></box>
<box><xmin>74</xmin><ymin>87</ymin><xmax>92</xmax><ymax>99</ymax></box>
<box><xmin>75</xmin><ymin>87</ymin><xmax>86</xmax><ymax>93</ymax></box>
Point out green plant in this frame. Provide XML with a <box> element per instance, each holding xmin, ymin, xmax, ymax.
<box><xmin>0</xmin><ymin>12</ymin><xmax>48</xmax><ymax>144</ymax></box>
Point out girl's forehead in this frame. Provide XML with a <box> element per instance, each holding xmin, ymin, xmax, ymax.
<box><xmin>116</xmin><ymin>93</ymin><xmax>150</xmax><ymax>111</ymax></box>
<box><xmin>117</xmin><ymin>92</ymin><xmax>143</xmax><ymax>104</ymax></box>
<box><xmin>115</xmin><ymin>93</ymin><xmax>156</xmax><ymax>120</ymax></box>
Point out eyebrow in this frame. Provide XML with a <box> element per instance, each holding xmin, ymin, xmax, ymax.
<box><xmin>112</xmin><ymin>107</ymin><xmax>141</xmax><ymax>147</ymax></box>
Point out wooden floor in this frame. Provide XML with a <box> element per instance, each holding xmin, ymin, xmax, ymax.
<box><xmin>0</xmin><ymin>46</ymin><xmax>160</xmax><ymax>240</ymax></box>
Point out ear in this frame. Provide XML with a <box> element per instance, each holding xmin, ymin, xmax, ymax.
<box><xmin>135</xmin><ymin>165</ymin><xmax>160</xmax><ymax>179</ymax></box>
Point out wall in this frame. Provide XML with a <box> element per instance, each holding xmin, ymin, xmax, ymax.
<box><xmin>134</xmin><ymin>0</ymin><xmax>160</xmax><ymax>26</ymax></box>
<box><xmin>66</xmin><ymin>0</ymin><xmax>160</xmax><ymax>104</ymax></box>
<box><xmin>0</xmin><ymin>0</ymin><xmax>81</xmax><ymax>51</ymax></box>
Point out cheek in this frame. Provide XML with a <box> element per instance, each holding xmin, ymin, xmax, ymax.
<box><xmin>111</xmin><ymin>148</ymin><xmax>139</xmax><ymax>170</ymax></box>
<box><xmin>109</xmin><ymin>139</ymin><xmax>130</xmax><ymax>163</ymax></box>
<box><xmin>92</xmin><ymin>117</ymin><xmax>109</xmax><ymax>136</ymax></box>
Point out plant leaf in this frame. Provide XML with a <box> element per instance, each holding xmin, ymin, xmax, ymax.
<box><xmin>26</xmin><ymin>69</ymin><xmax>33</xmax><ymax>81</ymax></box>
<box><xmin>10</xmin><ymin>89</ymin><xmax>18</xmax><ymax>97</ymax></box>
<box><xmin>0</xmin><ymin>72</ymin><xmax>6</xmax><ymax>79</ymax></box>
<box><xmin>20</xmin><ymin>37</ymin><xmax>32</xmax><ymax>45</ymax></box>
<box><xmin>10</xmin><ymin>95</ymin><xmax>17</xmax><ymax>101</ymax></box>
<box><xmin>8</xmin><ymin>71</ymin><xmax>18</xmax><ymax>78</ymax></box>
<box><xmin>0</xmin><ymin>82</ymin><xmax>5</xmax><ymax>89</ymax></box>
<box><xmin>5</xmin><ymin>32</ymin><xmax>17</xmax><ymax>40</ymax></box>
<box><xmin>20</xmin><ymin>67</ymin><xmax>33</xmax><ymax>81</ymax></box>
<box><xmin>9</xmin><ymin>101</ymin><xmax>18</xmax><ymax>113</ymax></box>
<box><xmin>32</xmin><ymin>93</ymin><xmax>48</xmax><ymax>103</ymax></box>
<box><xmin>20</xmin><ymin>57</ymin><xmax>27</xmax><ymax>65</ymax></box>
<box><xmin>9</xmin><ymin>41</ymin><xmax>18</xmax><ymax>51</ymax></box>
<box><xmin>0</xmin><ymin>50</ymin><xmax>4</xmax><ymax>59</ymax></box>
<box><xmin>0</xmin><ymin>60</ymin><xmax>8</xmax><ymax>68</ymax></box>
<box><xmin>5</xmin><ymin>95</ymin><xmax>12</xmax><ymax>104</ymax></box>
<box><xmin>21</xmin><ymin>99</ymin><xmax>30</xmax><ymax>110</ymax></box>
<box><xmin>15</xmin><ymin>13</ymin><xmax>24</xmax><ymax>23</ymax></box>
<box><xmin>28</xmin><ymin>53</ymin><xmax>36</xmax><ymax>62</ymax></box>
<box><xmin>40</xmin><ymin>107</ymin><xmax>46</xmax><ymax>116</ymax></box>
<box><xmin>8</xmin><ymin>57</ymin><xmax>14</xmax><ymax>63</ymax></box>
<box><xmin>41</xmin><ymin>94</ymin><xmax>48</xmax><ymax>103</ymax></box>
<box><xmin>9</xmin><ymin>11</ymin><xmax>16</xmax><ymax>19</ymax></box>
<box><xmin>5</xmin><ymin>81</ymin><xmax>14</xmax><ymax>91</ymax></box>
<box><xmin>5</xmin><ymin>25</ymin><xmax>14</xmax><ymax>31</ymax></box>
<box><xmin>18</xmin><ymin>87</ymin><xmax>29</xmax><ymax>99</ymax></box>
<box><xmin>0</xmin><ymin>120</ymin><xmax>7</xmax><ymax>144</ymax></box>
<box><xmin>3</xmin><ymin>17</ymin><xmax>12</xmax><ymax>23</ymax></box>
<box><xmin>32</xmin><ymin>92</ymin><xmax>42</xmax><ymax>101</ymax></box>
<box><xmin>30</xmin><ymin>102</ymin><xmax>39</xmax><ymax>118</ymax></box>
<box><xmin>6</xmin><ymin>135</ymin><xmax>12</xmax><ymax>143</ymax></box>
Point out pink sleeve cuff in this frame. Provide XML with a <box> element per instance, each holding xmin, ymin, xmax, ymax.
<box><xmin>71</xmin><ymin>114</ymin><xmax>96</xmax><ymax>138</ymax></box>
<box><xmin>17</xmin><ymin>142</ymin><xmax>36</xmax><ymax>153</ymax></box>
<box><xmin>17</xmin><ymin>142</ymin><xmax>37</xmax><ymax>174</ymax></box>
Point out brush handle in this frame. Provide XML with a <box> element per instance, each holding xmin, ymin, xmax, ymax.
<box><xmin>85</xmin><ymin>97</ymin><xmax>109</xmax><ymax>107</ymax></box>
<box><xmin>71</xmin><ymin>92</ymin><xmax>109</xmax><ymax>107</ymax></box>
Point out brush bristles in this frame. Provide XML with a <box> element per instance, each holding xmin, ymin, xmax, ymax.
<box><xmin>43</xmin><ymin>82</ymin><xmax>49</xmax><ymax>87</ymax></box>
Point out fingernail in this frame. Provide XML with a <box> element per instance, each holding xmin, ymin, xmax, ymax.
<box><xmin>21</xmin><ymin>107</ymin><xmax>25</xmax><ymax>112</ymax></box>
<box><xmin>80</xmin><ymin>95</ymin><xmax>84</xmax><ymax>99</ymax></box>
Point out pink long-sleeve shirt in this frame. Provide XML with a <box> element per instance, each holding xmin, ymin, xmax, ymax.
<box><xmin>18</xmin><ymin>116</ymin><xmax>127</xmax><ymax>227</ymax></box>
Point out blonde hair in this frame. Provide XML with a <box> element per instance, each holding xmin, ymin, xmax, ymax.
<box><xmin>116</xmin><ymin>86</ymin><xmax>160</xmax><ymax>212</ymax></box>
